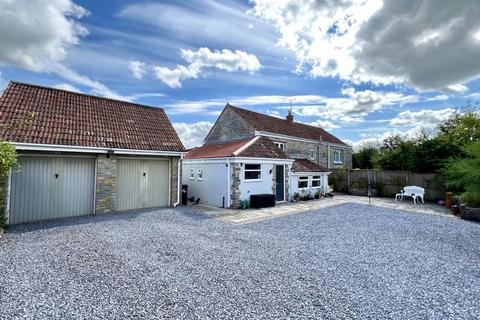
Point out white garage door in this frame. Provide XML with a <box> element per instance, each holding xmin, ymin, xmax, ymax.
<box><xmin>9</xmin><ymin>156</ymin><xmax>96</xmax><ymax>224</ymax></box>
<box><xmin>116</xmin><ymin>158</ymin><xmax>170</xmax><ymax>211</ymax></box>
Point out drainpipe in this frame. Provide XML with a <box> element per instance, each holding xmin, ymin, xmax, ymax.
<box><xmin>226</xmin><ymin>158</ymin><xmax>231</xmax><ymax>208</ymax></box>
<box><xmin>4</xmin><ymin>168</ymin><xmax>12</xmax><ymax>225</ymax></box>
<box><xmin>327</xmin><ymin>144</ymin><xmax>331</xmax><ymax>169</ymax></box>
<box><xmin>173</xmin><ymin>154</ymin><xmax>183</xmax><ymax>207</ymax></box>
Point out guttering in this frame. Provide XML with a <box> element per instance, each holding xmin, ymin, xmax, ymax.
<box><xmin>183</xmin><ymin>157</ymin><xmax>295</xmax><ymax>164</ymax></box>
<box><xmin>173</xmin><ymin>154</ymin><xmax>183</xmax><ymax>207</ymax></box>
<box><xmin>254</xmin><ymin>131</ymin><xmax>352</xmax><ymax>149</ymax></box>
<box><xmin>12</xmin><ymin>142</ymin><xmax>185</xmax><ymax>157</ymax></box>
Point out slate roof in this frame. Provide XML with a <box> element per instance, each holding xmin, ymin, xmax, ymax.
<box><xmin>227</xmin><ymin>104</ymin><xmax>348</xmax><ymax>146</ymax></box>
<box><xmin>292</xmin><ymin>159</ymin><xmax>330</xmax><ymax>173</ymax></box>
<box><xmin>0</xmin><ymin>82</ymin><xmax>185</xmax><ymax>152</ymax></box>
<box><xmin>185</xmin><ymin>136</ymin><xmax>290</xmax><ymax>160</ymax></box>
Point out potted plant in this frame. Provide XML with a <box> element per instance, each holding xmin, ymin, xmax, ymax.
<box><xmin>293</xmin><ymin>192</ymin><xmax>300</xmax><ymax>202</ymax></box>
<box><xmin>314</xmin><ymin>190</ymin><xmax>320</xmax><ymax>199</ymax></box>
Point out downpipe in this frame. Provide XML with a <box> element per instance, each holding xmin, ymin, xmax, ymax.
<box><xmin>173</xmin><ymin>154</ymin><xmax>183</xmax><ymax>207</ymax></box>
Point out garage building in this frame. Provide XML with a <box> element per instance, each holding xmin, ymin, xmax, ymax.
<box><xmin>0</xmin><ymin>81</ymin><xmax>185</xmax><ymax>224</ymax></box>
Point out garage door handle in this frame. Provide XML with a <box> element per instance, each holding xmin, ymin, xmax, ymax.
<box><xmin>143</xmin><ymin>172</ymin><xmax>146</xmax><ymax>177</ymax></box>
<box><xmin>55</xmin><ymin>173</ymin><xmax>59</xmax><ymax>179</ymax></box>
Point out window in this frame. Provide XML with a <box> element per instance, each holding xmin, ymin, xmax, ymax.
<box><xmin>189</xmin><ymin>168</ymin><xmax>194</xmax><ymax>180</ymax></box>
<box><xmin>197</xmin><ymin>168</ymin><xmax>203</xmax><ymax>180</ymax></box>
<box><xmin>312</xmin><ymin>175</ymin><xmax>321</xmax><ymax>188</ymax></box>
<box><xmin>244</xmin><ymin>164</ymin><xmax>261</xmax><ymax>180</ymax></box>
<box><xmin>298</xmin><ymin>176</ymin><xmax>308</xmax><ymax>189</ymax></box>
<box><xmin>310</xmin><ymin>148</ymin><xmax>315</xmax><ymax>160</ymax></box>
<box><xmin>333</xmin><ymin>150</ymin><xmax>344</xmax><ymax>164</ymax></box>
<box><xmin>274</xmin><ymin>142</ymin><xmax>285</xmax><ymax>151</ymax></box>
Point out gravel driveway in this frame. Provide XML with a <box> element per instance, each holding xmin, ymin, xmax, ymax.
<box><xmin>0</xmin><ymin>204</ymin><xmax>479</xmax><ymax>319</ymax></box>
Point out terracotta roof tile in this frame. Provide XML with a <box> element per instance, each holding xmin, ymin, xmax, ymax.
<box><xmin>0</xmin><ymin>82</ymin><xmax>185</xmax><ymax>152</ymax></box>
<box><xmin>237</xmin><ymin>136</ymin><xmax>289</xmax><ymax>159</ymax></box>
<box><xmin>292</xmin><ymin>159</ymin><xmax>330</xmax><ymax>173</ymax></box>
<box><xmin>228</xmin><ymin>104</ymin><xmax>348</xmax><ymax>146</ymax></box>
<box><xmin>185</xmin><ymin>136</ymin><xmax>289</xmax><ymax>160</ymax></box>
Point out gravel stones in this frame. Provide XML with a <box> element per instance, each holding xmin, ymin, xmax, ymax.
<box><xmin>0</xmin><ymin>204</ymin><xmax>478</xmax><ymax>319</ymax></box>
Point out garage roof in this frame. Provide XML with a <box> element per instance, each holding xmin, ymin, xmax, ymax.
<box><xmin>0</xmin><ymin>82</ymin><xmax>185</xmax><ymax>152</ymax></box>
<box><xmin>185</xmin><ymin>136</ymin><xmax>290</xmax><ymax>159</ymax></box>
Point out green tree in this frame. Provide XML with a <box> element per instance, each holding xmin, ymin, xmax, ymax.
<box><xmin>445</xmin><ymin>143</ymin><xmax>480</xmax><ymax>206</ymax></box>
<box><xmin>0</xmin><ymin>142</ymin><xmax>17</xmax><ymax>227</ymax></box>
<box><xmin>353</xmin><ymin>146</ymin><xmax>378</xmax><ymax>169</ymax></box>
<box><xmin>438</xmin><ymin>108</ymin><xmax>480</xmax><ymax>145</ymax></box>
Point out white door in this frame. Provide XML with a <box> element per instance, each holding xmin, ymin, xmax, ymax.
<box><xmin>9</xmin><ymin>156</ymin><xmax>95</xmax><ymax>224</ymax></box>
<box><xmin>116</xmin><ymin>158</ymin><xmax>170</xmax><ymax>211</ymax></box>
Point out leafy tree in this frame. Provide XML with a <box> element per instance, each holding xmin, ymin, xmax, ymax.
<box><xmin>372</xmin><ymin>109</ymin><xmax>480</xmax><ymax>173</ymax></box>
<box><xmin>445</xmin><ymin>143</ymin><xmax>480</xmax><ymax>206</ymax></box>
<box><xmin>438</xmin><ymin>107</ymin><xmax>480</xmax><ymax>145</ymax></box>
<box><xmin>0</xmin><ymin>142</ymin><xmax>17</xmax><ymax>227</ymax></box>
<box><xmin>352</xmin><ymin>146</ymin><xmax>378</xmax><ymax>169</ymax></box>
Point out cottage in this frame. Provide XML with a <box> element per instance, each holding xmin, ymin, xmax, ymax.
<box><xmin>0</xmin><ymin>82</ymin><xmax>185</xmax><ymax>224</ymax></box>
<box><xmin>183</xmin><ymin>104</ymin><xmax>348</xmax><ymax>208</ymax></box>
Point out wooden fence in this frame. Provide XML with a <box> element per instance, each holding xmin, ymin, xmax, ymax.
<box><xmin>329</xmin><ymin>169</ymin><xmax>445</xmax><ymax>201</ymax></box>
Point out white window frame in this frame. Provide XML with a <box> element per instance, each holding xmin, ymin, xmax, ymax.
<box><xmin>310</xmin><ymin>148</ymin><xmax>315</xmax><ymax>160</ymax></box>
<box><xmin>189</xmin><ymin>168</ymin><xmax>194</xmax><ymax>180</ymax></box>
<box><xmin>197</xmin><ymin>167</ymin><xmax>203</xmax><ymax>180</ymax></box>
<box><xmin>298</xmin><ymin>176</ymin><xmax>309</xmax><ymax>189</ymax></box>
<box><xmin>274</xmin><ymin>142</ymin><xmax>285</xmax><ymax>151</ymax></box>
<box><xmin>244</xmin><ymin>164</ymin><xmax>262</xmax><ymax>181</ymax></box>
<box><xmin>311</xmin><ymin>175</ymin><xmax>321</xmax><ymax>188</ymax></box>
<box><xmin>333</xmin><ymin>149</ymin><xmax>344</xmax><ymax>164</ymax></box>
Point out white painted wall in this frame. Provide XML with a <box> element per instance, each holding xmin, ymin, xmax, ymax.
<box><xmin>239</xmin><ymin>163</ymin><xmax>274</xmax><ymax>201</ymax></box>
<box><xmin>289</xmin><ymin>173</ymin><xmax>329</xmax><ymax>201</ymax></box>
<box><xmin>182</xmin><ymin>161</ymin><xmax>228</xmax><ymax>207</ymax></box>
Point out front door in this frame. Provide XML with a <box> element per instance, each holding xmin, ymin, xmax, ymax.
<box><xmin>275</xmin><ymin>165</ymin><xmax>285</xmax><ymax>202</ymax></box>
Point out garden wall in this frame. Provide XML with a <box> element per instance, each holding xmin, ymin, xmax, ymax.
<box><xmin>329</xmin><ymin>169</ymin><xmax>444</xmax><ymax>201</ymax></box>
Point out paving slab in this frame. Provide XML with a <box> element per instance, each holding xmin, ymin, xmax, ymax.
<box><xmin>193</xmin><ymin>193</ymin><xmax>452</xmax><ymax>224</ymax></box>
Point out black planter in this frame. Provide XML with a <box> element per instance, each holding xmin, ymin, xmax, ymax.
<box><xmin>460</xmin><ymin>206</ymin><xmax>480</xmax><ymax>222</ymax></box>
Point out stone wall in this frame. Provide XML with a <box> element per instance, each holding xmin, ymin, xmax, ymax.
<box><xmin>95</xmin><ymin>154</ymin><xmax>116</xmax><ymax>213</ymax></box>
<box><xmin>230</xmin><ymin>163</ymin><xmax>241</xmax><ymax>208</ymax></box>
<box><xmin>322</xmin><ymin>145</ymin><xmax>353</xmax><ymax>170</ymax></box>
<box><xmin>204</xmin><ymin>107</ymin><xmax>255</xmax><ymax>145</ymax></box>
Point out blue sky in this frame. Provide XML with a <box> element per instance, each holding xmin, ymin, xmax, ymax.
<box><xmin>1</xmin><ymin>0</ymin><xmax>480</xmax><ymax>148</ymax></box>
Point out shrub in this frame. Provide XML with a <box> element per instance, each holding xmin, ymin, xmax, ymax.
<box><xmin>0</xmin><ymin>142</ymin><xmax>18</xmax><ymax>227</ymax></box>
<box><xmin>445</xmin><ymin>143</ymin><xmax>480</xmax><ymax>206</ymax></box>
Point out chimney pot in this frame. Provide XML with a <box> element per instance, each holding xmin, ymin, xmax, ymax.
<box><xmin>286</xmin><ymin>111</ymin><xmax>294</xmax><ymax>122</ymax></box>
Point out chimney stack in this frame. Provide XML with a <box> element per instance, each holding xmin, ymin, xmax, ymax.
<box><xmin>286</xmin><ymin>110</ymin><xmax>294</xmax><ymax>122</ymax></box>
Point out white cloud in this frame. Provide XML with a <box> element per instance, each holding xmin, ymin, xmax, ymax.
<box><xmin>129</xmin><ymin>60</ymin><xmax>146</xmax><ymax>79</ymax></box>
<box><xmin>291</xmin><ymin>87</ymin><xmax>418</xmax><ymax>123</ymax></box>
<box><xmin>0</xmin><ymin>0</ymin><xmax>129</xmax><ymax>100</ymax></box>
<box><xmin>250</xmin><ymin>0</ymin><xmax>480</xmax><ymax>91</ymax></box>
<box><xmin>305</xmin><ymin>119</ymin><xmax>340</xmax><ymax>131</ymax></box>
<box><xmin>0</xmin><ymin>71</ymin><xmax>7</xmax><ymax>93</ymax></box>
<box><xmin>154</xmin><ymin>48</ymin><xmax>261</xmax><ymax>88</ymax></box>
<box><xmin>0</xmin><ymin>0</ymin><xmax>89</xmax><ymax>72</ymax></box>
<box><xmin>53</xmin><ymin>83</ymin><xmax>80</xmax><ymax>92</ymax></box>
<box><xmin>154</xmin><ymin>65</ymin><xmax>199</xmax><ymax>89</ymax></box>
<box><xmin>389</xmin><ymin>108</ymin><xmax>455</xmax><ymax>128</ymax></box>
<box><xmin>165</xmin><ymin>89</ymin><xmax>418</xmax><ymax>124</ymax></box>
<box><xmin>445</xmin><ymin>84</ymin><xmax>468</xmax><ymax>94</ymax></box>
<box><xmin>173</xmin><ymin>121</ymin><xmax>213</xmax><ymax>148</ymax></box>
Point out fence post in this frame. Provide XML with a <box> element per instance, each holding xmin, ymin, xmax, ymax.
<box><xmin>347</xmin><ymin>169</ymin><xmax>350</xmax><ymax>193</ymax></box>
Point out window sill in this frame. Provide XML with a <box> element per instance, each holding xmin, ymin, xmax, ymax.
<box><xmin>244</xmin><ymin>179</ymin><xmax>262</xmax><ymax>182</ymax></box>
<box><xmin>197</xmin><ymin>178</ymin><xmax>203</xmax><ymax>181</ymax></box>
<box><xmin>333</xmin><ymin>161</ymin><xmax>343</xmax><ymax>164</ymax></box>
